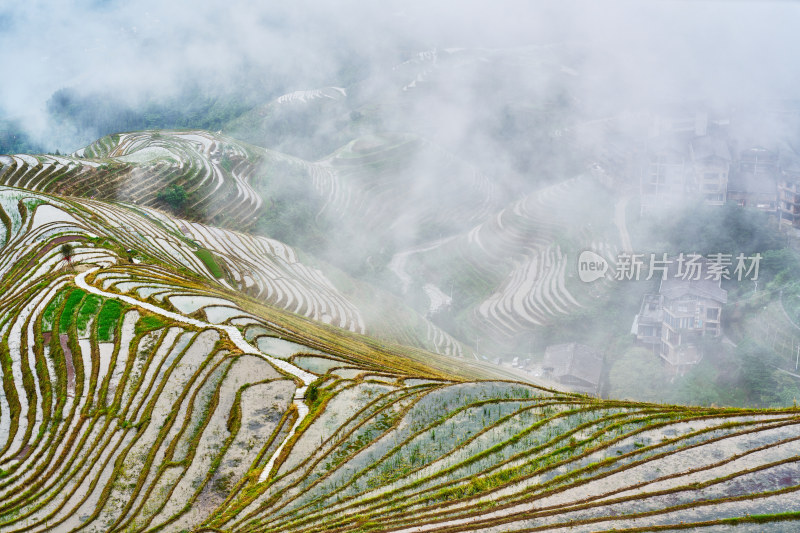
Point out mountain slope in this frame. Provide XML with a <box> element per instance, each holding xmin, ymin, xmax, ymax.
<box><xmin>0</xmin><ymin>135</ymin><xmax>472</xmax><ymax>359</ymax></box>
<box><xmin>0</xmin><ymin>179</ymin><xmax>799</xmax><ymax>531</ymax></box>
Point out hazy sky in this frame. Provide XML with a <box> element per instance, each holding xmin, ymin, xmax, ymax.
<box><xmin>0</xmin><ymin>1</ymin><xmax>798</xmax><ymax>143</ymax></box>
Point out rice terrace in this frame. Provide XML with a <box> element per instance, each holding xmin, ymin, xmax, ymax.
<box><xmin>0</xmin><ymin>126</ymin><xmax>798</xmax><ymax>531</ymax></box>
<box><xmin>2</xmin><ymin>1</ymin><xmax>800</xmax><ymax>532</ymax></box>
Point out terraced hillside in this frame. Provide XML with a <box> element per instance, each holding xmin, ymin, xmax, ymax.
<box><xmin>1</xmin><ymin>167</ymin><xmax>800</xmax><ymax>532</ymax></box>
<box><xmin>396</xmin><ymin>175</ymin><xmax>621</xmax><ymax>343</ymax></box>
<box><xmin>0</xmin><ymin>130</ymin><xmax>503</xmax><ymax>256</ymax></box>
<box><xmin>0</xmin><ymin>136</ymin><xmax>469</xmax><ymax>358</ymax></box>
<box><xmin>310</xmin><ymin>133</ymin><xmax>500</xmax><ymax>236</ymax></box>
<box><xmin>224</xmin><ymin>87</ymin><xmax>351</xmax><ymax>159</ymax></box>
<box><xmin>0</xmin><ymin>131</ymin><xmax>267</xmax><ymax>230</ymax></box>
<box><xmin>0</xmin><ymin>188</ymin><xmax>364</xmax><ymax>333</ymax></box>
<box><xmin>0</xmin><ymin>129</ymin><xmax>510</xmax><ymax>356</ymax></box>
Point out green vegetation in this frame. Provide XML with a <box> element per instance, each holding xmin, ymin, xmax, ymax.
<box><xmin>253</xmin><ymin>158</ymin><xmax>329</xmax><ymax>254</ymax></box>
<box><xmin>0</xmin><ymin>119</ymin><xmax>43</xmax><ymax>154</ymax></box>
<box><xmin>609</xmin><ymin>347</ymin><xmax>667</xmax><ymax>402</ymax></box>
<box><xmin>45</xmin><ymin>84</ymin><xmax>260</xmax><ymax>151</ymax></box>
<box><xmin>610</xmin><ymin>338</ymin><xmax>800</xmax><ymax>408</ymax></box>
<box><xmin>75</xmin><ymin>293</ymin><xmax>101</xmax><ymax>332</ymax></box>
<box><xmin>651</xmin><ymin>202</ymin><xmax>783</xmax><ymax>257</ymax></box>
<box><xmin>156</xmin><ymin>183</ymin><xmax>188</xmax><ymax>212</ymax></box>
<box><xmin>135</xmin><ymin>314</ymin><xmax>167</xmax><ymax>335</ymax></box>
<box><xmin>220</xmin><ymin>154</ymin><xmax>233</xmax><ymax>173</ymax></box>
<box><xmin>305</xmin><ymin>382</ymin><xmax>319</xmax><ymax>405</ymax></box>
<box><xmin>59</xmin><ymin>288</ymin><xmax>85</xmax><ymax>334</ymax></box>
<box><xmin>193</xmin><ymin>248</ymin><xmax>224</xmax><ymax>278</ymax></box>
<box><xmin>97</xmin><ymin>299</ymin><xmax>124</xmax><ymax>341</ymax></box>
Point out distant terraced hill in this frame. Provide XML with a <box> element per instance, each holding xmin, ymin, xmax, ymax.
<box><xmin>298</xmin><ymin>133</ymin><xmax>500</xmax><ymax>241</ymax></box>
<box><xmin>224</xmin><ymin>86</ymin><xmax>351</xmax><ymax>159</ymax></box>
<box><xmin>0</xmin><ymin>130</ymin><xmax>636</xmax><ymax>356</ymax></box>
<box><xmin>0</xmin><ymin>131</ymin><xmax>499</xmax><ymax>357</ymax></box>
<box><xmin>0</xmin><ymin>130</ymin><xmax>503</xmax><ymax>253</ymax></box>
<box><xmin>0</xmin><ymin>130</ymin><xmax>268</xmax><ymax>230</ymax></box>
<box><xmin>394</xmin><ymin>175</ymin><xmax>622</xmax><ymax>346</ymax></box>
<box><xmin>1</xmin><ymin>159</ymin><xmax>800</xmax><ymax>531</ymax></box>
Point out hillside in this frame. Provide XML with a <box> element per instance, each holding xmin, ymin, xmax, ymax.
<box><xmin>390</xmin><ymin>175</ymin><xmax>624</xmax><ymax>355</ymax></box>
<box><xmin>0</xmin><ymin>136</ymin><xmax>799</xmax><ymax>531</ymax></box>
<box><xmin>0</xmin><ymin>44</ymin><xmax>620</xmax><ymax>359</ymax></box>
<box><xmin>0</xmin><ymin>132</ymin><xmax>480</xmax><ymax>359</ymax></box>
<box><xmin>3</xmin><ymin>0</ymin><xmax>800</xmax><ymax>527</ymax></box>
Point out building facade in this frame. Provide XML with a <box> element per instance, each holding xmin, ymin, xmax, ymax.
<box><xmin>632</xmin><ymin>260</ymin><xmax>727</xmax><ymax>370</ymax></box>
<box><xmin>542</xmin><ymin>343</ymin><xmax>603</xmax><ymax>395</ymax></box>
<box><xmin>689</xmin><ymin>136</ymin><xmax>731</xmax><ymax>206</ymax></box>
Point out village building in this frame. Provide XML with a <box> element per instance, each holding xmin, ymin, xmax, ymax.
<box><xmin>727</xmin><ymin>147</ymin><xmax>778</xmax><ymax>211</ymax></box>
<box><xmin>632</xmin><ymin>258</ymin><xmax>727</xmax><ymax>370</ymax></box>
<box><xmin>778</xmin><ymin>149</ymin><xmax>800</xmax><ymax>230</ymax></box>
<box><xmin>650</xmin><ymin>109</ymin><xmax>710</xmax><ymax>138</ymax></box>
<box><xmin>630</xmin><ymin>293</ymin><xmax>663</xmax><ymax>351</ymax></box>
<box><xmin>541</xmin><ymin>343</ymin><xmax>603</xmax><ymax>394</ymax></box>
<box><xmin>640</xmin><ymin>137</ymin><xmax>689</xmax><ymax>215</ymax></box>
<box><xmin>689</xmin><ymin>136</ymin><xmax>731</xmax><ymax>206</ymax></box>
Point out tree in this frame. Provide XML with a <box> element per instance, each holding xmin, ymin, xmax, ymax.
<box><xmin>734</xmin><ymin>339</ymin><xmax>787</xmax><ymax>407</ymax></box>
<box><xmin>60</xmin><ymin>243</ymin><xmax>74</xmax><ymax>270</ymax></box>
<box><xmin>772</xmin><ymin>372</ymin><xmax>800</xmax><ymax>407</ymax></box>
<box><xmin>609</xmin><ymin>347</ymin><xmax>667</xmax><ymax>402</ymax></box>
<box><xmin>306</xmin><ymin>383</ymin><xmax>319</xmax><ymax>405</ymax></box>
<box><xmin>157</xmin><ymin>184</ymin><xmax>187</xmax><ymax>212</ymax></box>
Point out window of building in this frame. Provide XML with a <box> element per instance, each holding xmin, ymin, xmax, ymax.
<box><xmin>665</xmin><ymin>312</ymin><xmax>680</xmax><ymax>329</ymax></box>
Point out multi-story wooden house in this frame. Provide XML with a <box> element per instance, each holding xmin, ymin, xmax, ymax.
<box><xmin>632</xmin><ymin>259</ymin><xmax>727</xmax><ymax>370</ymax></box>
<box><xmin>640</xmin><ymin>137</ymin><xmax>688</xmax><ymax>215</ymax></box>
<box><xmin>689</xmin><ymin>136</ymin><xmax>731</xmax><ymax>206</ymax></box>
<box><xmin>728</xmin><ymin>147</ymin><xmax>778</xmax><ymax>211</ymax></box>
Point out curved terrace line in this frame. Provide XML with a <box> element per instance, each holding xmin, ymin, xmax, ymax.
<box><xmin>73</xmin><ymin>266</ymin><xmax>315</xmax><ymax>485</ymax></box>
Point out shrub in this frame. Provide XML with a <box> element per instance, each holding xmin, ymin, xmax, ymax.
<box><xmin>306</xmin><ymin>383</ymin><xmax>319</xmax><ymax>405</ymax></box>
<box><xmin>157</xmin><ymin>184</ymin><xmax>187</xmax><ymax>211</ymax></box>
<box><xmin>60</xmin><ymin>243</ymin><xmax>74</xmax><ymax>263</ymax></box>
